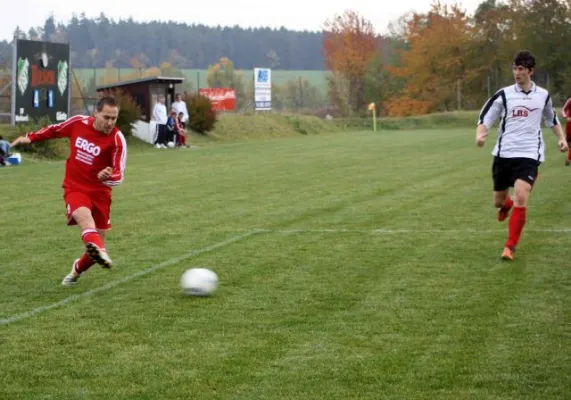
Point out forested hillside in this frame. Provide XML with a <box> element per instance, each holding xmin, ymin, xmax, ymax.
<box><xmin>3</xmin><ymin>14</ymin><xmax>330</xmax><ymax>70</ymax></box>
<box><xmin>1</xmin><ymin>0</ymin><xmax>570</xmax><ymax>117</ymax></box>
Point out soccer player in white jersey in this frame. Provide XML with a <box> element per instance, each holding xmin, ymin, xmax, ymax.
<box><xmin>476</xmin><ymin>50</ymin><xmax>568</xmax><ymax>261</ymax></box>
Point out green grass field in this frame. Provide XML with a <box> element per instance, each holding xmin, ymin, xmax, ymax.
<box><xmin>1</xmin><ymin>128</ymin><xmax>570</xmax><ymax>399</ymax></box>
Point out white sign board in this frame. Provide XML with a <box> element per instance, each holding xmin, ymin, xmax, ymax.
<box><xmin>254</xmin><ymin>67</ymin><xmax>271</xmax><ymax>111</ymax></box>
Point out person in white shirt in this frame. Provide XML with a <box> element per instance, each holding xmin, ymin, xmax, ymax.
<box><xmin>152</xmin><ymin>95</ymin><xmax>168</xmax><ymax>148</ymax></box>
<box><xmin>476</xmin><ymin>50</ymin><xmax>568</xmax><ymax>261</ymax></box>
<box><xmin>171</xmin><ymin>93</ymin><xmax>189</xmax><ymax>123</ymax></box>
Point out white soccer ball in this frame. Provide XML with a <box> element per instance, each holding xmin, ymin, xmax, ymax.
<box><xmin>167</xmin><ymin>141</ymin><xmax>175</xmax><ymax>148</ymax></box>
<box><xmin>180</xmin><ymin>268</ymin><xmax>218</xmax><ymax>296</ymax></box>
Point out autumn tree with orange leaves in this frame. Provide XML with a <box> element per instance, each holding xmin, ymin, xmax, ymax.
<box><xmin>322</xmin><ymin>10</ymin><xmax>378</xmax><ymax>115</ymax></box>
<box><xmin>385</xmin><ymin>2</ymin><xmax>478</xmax><ymax>116</ymax></box>
<box><xmin>206</xmin><ymin>56</ymin><xmax>249</xmax><ymax>109</ymax></box>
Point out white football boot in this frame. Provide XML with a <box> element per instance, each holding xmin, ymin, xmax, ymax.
<box><xmin>62</xmin><ymin>259</ymin><xmax>81</xmax><ymax>286</ymax></box>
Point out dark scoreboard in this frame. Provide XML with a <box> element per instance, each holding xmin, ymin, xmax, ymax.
<box><xmin>12</xmin><ymin>39</ymin><xmax>71</xmax><ymax>124</ymax></box>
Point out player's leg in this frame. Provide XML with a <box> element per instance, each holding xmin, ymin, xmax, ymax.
<box><xmin>84</xmin><ymin>194</ymin><xmax>113</xmax><ymax>268</ymax></box>
<box><xmin>62</xmin><ymin>228</ymin><xmax>110</xmax><ymax>286</ymax></box>
<box><xmin>492</xmin><ymin>157</ymin><xmax>514</xmax><ymax>222</ymax></box>
<box><xmin>66</xmin><ymin>192</ymin><xmax>111</xmax><ymax>265</ymax></box>
<box><xmin>73</xmin><ymin>208</ymin><xmax>109</xmax><ymax>264</ymax></box>
<box><xmin>502</xmin><ymin>179</ymin><xmax>532</xmax><ymax>260</ymax></box>
<box><xmin>62</xmin><ymin>193</ymin><xmax>112</xmax><ymax>285</ymax></box>
<box><xmin>62</xmin><ymin>193</ymin><xmax>94</xmax><ymax>285</ymax></box>
<box><xmin>494</xmin><ymin>190</ymin><xmax>513</xmax><ymax>221</ymax></box>
<box><xmin>74</xmin><ymin>228</ymin><xmax>109</xmax><ymax>275</ymax></box>
<box><xmin>502</xmin><ymin>159</ymin><xmax>538</xmax><ymax>260</ymax></box>
<box><xmin>87</xmin><ymin>228</ymin><xmax>111</xmax><ymax>264</ymax></box>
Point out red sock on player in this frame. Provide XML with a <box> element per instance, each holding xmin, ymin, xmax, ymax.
<box><xmin>74</xmin><ymin>253</ymin><xmax>96</xmax><ymax>275</ymax></box>
<box><xmin>506</xmin><ymin>206</ymin><xmax>526</xmax><ymax>248</ymax></box>
<box><xmin>81</xmin><ymin>228</ymin><xmax>105</xmax><ymax>249</ymax></box>
<box><xmin>501</xmin><ymin>196</ymin><xmax>514</xmax><ymax>212</ymax></box>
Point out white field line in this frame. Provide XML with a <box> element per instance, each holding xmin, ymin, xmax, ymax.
<box><xmin>3</xmin><ymin>226</ymin><xmax>570</xmax><ymax>326</ymax></box>
<box><xmin>0</xmin><ymin>230</ymin><xmax>261</xmax><ymax>326</ymax></box>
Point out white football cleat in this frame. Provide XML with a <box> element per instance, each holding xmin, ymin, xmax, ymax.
<box><xmin>62</xmin><ymin>259</ymin><xmax>81</xmax><ymax>286</ymax></box>
<box><xmin>86</xmin><ymin>243</ymin><xmax>113</xmax><ymax>269</ymax></box>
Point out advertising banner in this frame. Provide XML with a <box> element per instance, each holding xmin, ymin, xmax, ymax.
<box><xmin>199</xmin><ymin>88</ymin><xmax>236</xmax><ymax>111</ymax></box>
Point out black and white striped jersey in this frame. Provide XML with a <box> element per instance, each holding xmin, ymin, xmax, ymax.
<box><xmin>478</xmin><ymin>82</ymin><xmax>559</xmax><ymax>162</ymax></box>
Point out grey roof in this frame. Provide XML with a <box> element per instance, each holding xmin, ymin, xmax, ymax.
<box><xmin>96</xmin><ymin>76</ymin><xmax>185</xmax><ymax>91</ymax></box>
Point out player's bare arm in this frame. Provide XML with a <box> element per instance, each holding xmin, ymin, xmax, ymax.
<box><xmin>551</xmin><ymin>124</ymin><xmax>568</xmax><ymax>152</ymax></box>
<box><xmin>476</xmin><ymin>124</ymin><xmax>487</xmax><ymax>147</ymax></box>
<box><xmin>10</xmin><ymin>136</ymin><xmax>31</xmax><ymax>147</ymax></box>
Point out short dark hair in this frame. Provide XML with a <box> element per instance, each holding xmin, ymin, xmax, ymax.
<box><xmin>96</xmin><ymin>96</ymin><xmax>119</xmax><ymax>112</ymax></box>
<box><xmin>513</xmin><ymin>50</ymin><xmax>536</xmax><ymax>69</ymax></box>
<box><xmin>0</xmin><ymin>135</ymin><xmax>3</xmax><ymax>140</ymax></box>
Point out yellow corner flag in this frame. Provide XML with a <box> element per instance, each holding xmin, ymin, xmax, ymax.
<box><xmin>368</xmin><ymin>102</ymin><xmax>377</xmax><ymax>131</ymax></box>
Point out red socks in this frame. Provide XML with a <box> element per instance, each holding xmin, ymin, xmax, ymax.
<box><xmin>506</xmin><ymin>206</ymin><xmax>526</xmax><ymax>248</ymax></box>
<box><xmin>501</xmin><ymin>197</ymin><xmax>514</xmax><ymax>213</ymax></box>
<box><xmin>81</xmin><ymin>228</ymin><xmax>105</xmax><ymax>249</ymax></box>
<box><xmin>75</xmin><ymin>228</ymin><xmax>104</xmax><ymax>275</ymax></box>
<box><xmin>74</xmin><ymin>254</ymin><xmax>95</xmax><ymax>275</ymax></box>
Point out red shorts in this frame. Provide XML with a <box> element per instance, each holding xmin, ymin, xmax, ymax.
<box><xmin>64</xmin><ymin>191</ymin><xmax>112</xmax><ymax>230</ymax></box>
<box><xmin>566</xmin><ymin>121</ymin><xmax>571</xmax><ymax>140</ymax></box>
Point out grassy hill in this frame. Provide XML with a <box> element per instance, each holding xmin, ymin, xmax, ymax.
<box><xmin>0</xmin><ymin>111</ymin><xmax>481</xmax><ymax>161</ymax></box>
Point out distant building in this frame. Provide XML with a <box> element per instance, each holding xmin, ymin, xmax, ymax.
<box><xmin>96</xmin><ymin>76</ymin><xmax>184</xmax><ymax>143</ymax></box>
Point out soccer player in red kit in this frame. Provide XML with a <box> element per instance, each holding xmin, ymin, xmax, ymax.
<box><xmin>10</xmin><ymin>96</ymin><xmax>127</xmax><ymax>285</ymax></box>
<box><xmin>476</xmin><ymin>51</ymin><xmax>568</xmax><ymax>261</ymax></box>
<box><xmin>561</xmin><ymin>96</ymin><xmax>571</xmax><ymax>165</ymax></box>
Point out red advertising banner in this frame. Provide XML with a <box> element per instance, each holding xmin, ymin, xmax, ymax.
<box><xmin>199</xmin><ymin>88</ymin><xmax>236</xmax><ymax>111</ymax></box>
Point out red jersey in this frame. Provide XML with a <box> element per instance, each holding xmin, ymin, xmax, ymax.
<box><xmin>563</xmin><ymin>98</ymin><xmax>571</xmax><ymax>119</ymax></box>
<box><xmin>563</xmin><ymin>98</ymin><xmax>571</xmax><ymax>137</ymax></box>
<box><xmin>26</xmin><ymin>115</ymin><xmax>126</xmax><ymax>193</ymax></box>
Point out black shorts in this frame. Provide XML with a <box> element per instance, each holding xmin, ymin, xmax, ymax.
<box><xmin>492</xmin><ymin>156</ymin><xmax>539</xmax><ymax>191</ymax></box>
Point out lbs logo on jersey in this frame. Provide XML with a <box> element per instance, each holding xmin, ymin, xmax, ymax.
<box><xmin>511</xmin><ymin>106</ymin><xmax>538</xmax><ymax>118</ymax></box>
<box><xmin>75</xmin><ymin>137</ymin><xmax>101</xmax><ymax>156</ymax></box>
